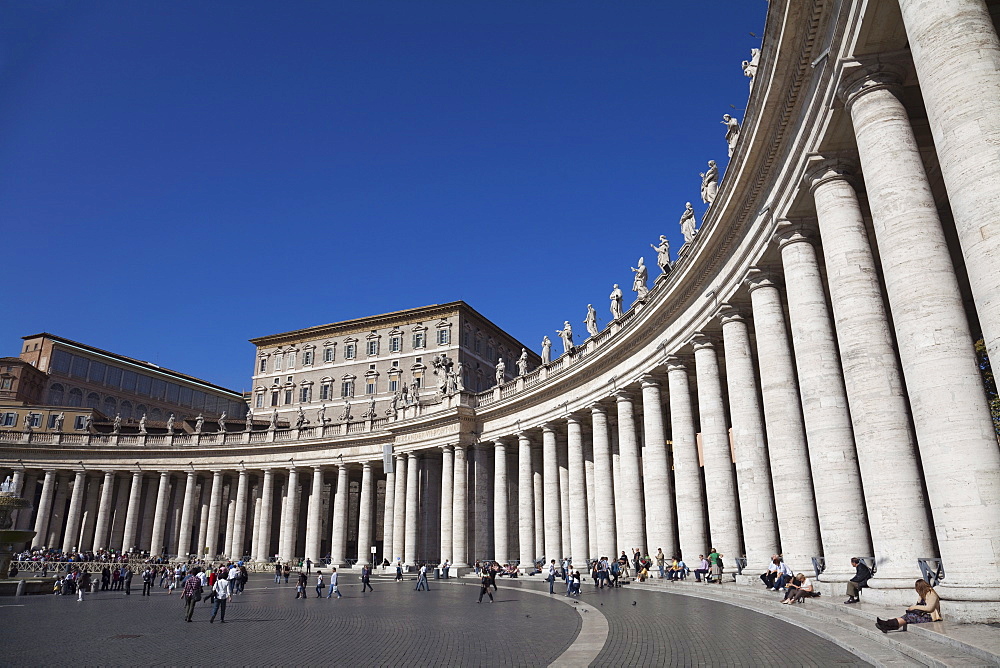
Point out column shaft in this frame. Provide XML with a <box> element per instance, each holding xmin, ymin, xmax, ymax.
<box><xmin>532</xmin><ymin>446</ymin><xmax>544</xmax><ymax>559</ymax></box>
<box><xmin>357</xmin><ymin>462</ymin><xmax>374</xmax><ymax>564</ymax></box>
<box><xmin>404</xmin><ymin>453</ymin><xmax>420</xmax><ymax>566</ymax></box>
<box><xmin>494</xmin><ymin>440</ymin><xmax>509</xmax><ymax>563</ymax></box>
<box><xmin>640</xmin><ymin>377</ymin><xmax>677</xmax><ymax>560</ymax></box>
<box><xmin>92</xmin><ymin>471</ymin><xmax>116</xmax><ymax>551</ymax></box>
<box><xmin>206</xmin><ymin>471</ymin><xmax>224</xmax><ymax>558</ymax></box>
<box><xmin>120</xmin><ymin>472</ymin><xmax>143</xmax><ymax>553</ymax></box>
<box><xmin>517</xmin><ymin>434</ymin><xmax>535</xmax><ymax>567</ymax></box>
<box><xmin>666</xmin><ymin>361</ymin><xmax>706</xmax><ymax>562</ymax></box>
<box><xmin>32</xmin><ymin>470</ymin><xmax>57</xmax><ymax>546</ymax></box>
<box><xmin>382</xmin><ymin>465</ymin><xmax>396</xmax><ymax>568</ymax></box>
<box><xmin>392</xmin><ymin>454</ymin><xmax>407</xmax><ymax>564</ymax></box>
<box><xmin>62</xmin><ymin>471</ymin><xmax>88</xmax><ymax>553</ymax></box>
<box><xmin>232</xmin><ymin>470</ymin><xmax>250</xmax><ymax>560</ymax></box>
<box><xmin>281</xmin><ymin>468</ymin><xmax>300</xmax><ymax>561</ymax></box>
<box><xmin>176</xmin><ymin>472</ymin><xmax>198</xmax><ymax>557</ymax></box>
<box><xmin>254</xmin><ymin>469</ymin><xmax>274</xmax><ymax>562</ymax></box>
<box><xmin>566</xmin><ymin>417</ymin><xmax>590</xmax><ymax>562</ymax></box>
<box><xmin>541</xmin><ymin>425</ymin><xmax>562</xmax><ymax>561</ymax></box>
<box><xmin>615</xmin><ymin>391</ymin><xmax>647</xmax><ymax>553</ymax></box>
<box><xmin>306</xmin><ymin>467</ymin><xmax>324</xmax><ymax>564</ymax></box>
<box><xmin>46</xmin><ymin>473</ymin><xmax>69</xmax><ymax>548</ymax></box>
<box><xmin>440</xmin><ymin>446</ymin><xmax>454</xmax><ymax>563</ymax></box>
<box><xmin>149</xmin><ymin>472</ymin><xmax>171</xmax><ymax>556</ymax></box>
<box><xmin>452</xmin><ymin>445</ymin><xmax>468</xmax><ymax>566</ymax></box>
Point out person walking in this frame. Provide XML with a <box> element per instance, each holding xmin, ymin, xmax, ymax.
<box><xmin>327</xmin><ymin>567</ymin><xmax>343</xmax><ymax>599</ymax></box>
<box><xmin>181</xmin><ymin>568</ymin><xmax>203</xmax><ymax>622</ymax></box>
<box><xmin>141</xmin><ymin>567</ymin><xmax>153</xmax><ymax>596</ymax></box>
<box><xmin>315</xmin><ymin>571</ymin><xmax>325</xmax><ymax>598</ymax></box>
<box><xmin>477</xmin><ymin>570</ymin><xmax>494</xmax><ymax>603</ymax></box>
<box><xmin>77</xmin><ymin>571</ymin><xmax>91</xmax><ymax>601</ymax></box>
<box><xmin>394</xmin><ymin>559</ymin><xmax>403</xmax><ymax>582</ymax></box>
<box><xmin>415</xmin><ymin>563</ymin><xmax>430</xmax><ymax>591</ymax></box>
<box><xmin>295</xmin><ymin>571</ymin><xmax>307</xmax><ymax>599</ymax></box>
<box><xmin>274</xmin><ymin>562</ymin><xmax>282</xmax><ymax>584</ymax></box>
<box><xmin>306</xmin><ymin>558</ymin><xmax>312</xmax><ymax>574</ymax></box>
<box><xmin>361</xmin><ymin>564</ymin><xmax>374</xmax><ymax>593</ymax></box>
<box><xmin>210</xmin><ymin>573</ymin><xmax>231</xmax><ymax>623</ymax></box>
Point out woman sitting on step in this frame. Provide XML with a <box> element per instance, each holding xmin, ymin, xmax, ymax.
<box><xmin>876</xmin><ymin>579</ymin><xmax>942</xmax><ymax>632</ymax></box>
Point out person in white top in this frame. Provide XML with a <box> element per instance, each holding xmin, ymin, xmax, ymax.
<box><xmin>326</xmin><ymin>568</ymin><xmax>342</xmax><ymax>599</ymax></box>
<box><xmin>315</xmin><ymin>571</ymin><xmax>325</xmax><ymax>598</ymax></box>
<box><xmin>210</xmin><ymin>575</ymin><xmax>231</xmax><ymax>623</ymax></box>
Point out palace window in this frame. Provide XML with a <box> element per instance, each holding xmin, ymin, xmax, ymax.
<box><xmin>1</xmin><ymin>412</ymin><xmax>16</xmax><ymax>427</ymax></box>
<box><xmin>274</xmin><ymin>354</ymin><xmax>283</xmax><ymax>372</ymax></box>
<box><xmin>303</xmin><ymin>350</ymin><xmax>314</xmax><ymax>366</ymax></box>
<box><xmin>284</xmin><ymin>389</ymin><xmax>293</xmax><ymax>404</ymax></box>
<box><xmin>437</xmin><ymin>329</ymin><xmax>450</xmax><ymax>345</ymax></box>
<box><xmin>367</xmin><ymin>340</ymin><xmax>379</xmax><ymax>356</ymax></box>
<box><xmin>389</xmin><ymin>378</ymin><xmax>399</xmax><ymax>392</ymax></box>
<box><xmin>320</xmin><ymin>382</ymin><xmax>332</xmax><ymax>401</ymax></box>
<box><xmin>286</xmin><ymin>352</ymin><xmax>296</xmax><ymax>369</ymax></box>
<box><xmin>255</xmin><ymin>393</ymin><xmax>264</xmax><ymax>408</ymax></box>
<box><xmin>366</xmin><ymin>381</ymin><xmax>376</xmax><ymax>395</ymax></box>
<box><xmin>324</xmin><ymin>346</ymin><xmax>335</xmax><ymax>363</ymax></box>
<box><xmin>259</xmin><ymin>358</ymin><xmax>267</xmax><ymax>373</ymax></box>
<box><xmin>345</xmin><ymin>343</ymin><xmax>357</xmax><ymax>360</ymax></box>
<box><xmin>390</xmin><ymin>336</ymin><xmax>401</xmax><ymax>353</ymax></box>
<box><xmin>299</xmin><ymin>385</ymin><xmax>312</xmax><ymax>403</ymax></box>
<box><xmin>270</xmin><ymin>391</ymin><xmax>279</xmax><ymax>407</ymax></box>
<box><xmin>341</xmin><ymin>380</ymin><xmax>355</xmax><ymax>398</ymax></box>
<box><xmin>73</xmin><ymin>416</ymin><xmax>87</xmax><ymax>430</ymax></box>
<box><xmin>413</xmin><ymin>332</ymin><xmax>425</xmax><ymax>349</ymax></box>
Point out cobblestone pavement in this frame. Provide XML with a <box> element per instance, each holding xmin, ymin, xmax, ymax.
<box><xmin>0</xmin><ymin>574</ymin><xmax>867</xmax><ymax>666</ymax></box>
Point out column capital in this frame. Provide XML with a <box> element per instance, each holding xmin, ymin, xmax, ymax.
<box><xmin>664</xmin><ymin>355</ymin><xmax>688</xmax><ymax>372</ymax></box>
<box><xmin>744</xmin><ymin>266</ymin><xmax>781</xmax><ymax>293</ymax></box>
<box><xmin>688</xmin><ymin>332</ymin><xmax>717</xmax><ymax>351</ymax></box>
<box><xmin>361</xmin><ymin>461</ymin><xmax>373</xmax><ymax>470</ymax></box>
<box><xmin>716</xmin><ymin>302</ymin><xmax>746</xmax><ymax>325</ymax></box>
<box><xmin>639</xmin><ymin>374</ymin><xmax>661</xmax><ymax>389</ymax></box>
<box><xmin>541</xmin><ymin>422</ymin><xmax>559</xmax><ymax>433</ymax></box>
<box><xmin>406</xmin><ymin>451</ymin><xmax>421</xmax><ymax>461</ymax></box>
<box><xmin>588</xmin><ymin>402</ymin><xmax>608</xmax><ymax>415</ymax></box>
<box><xmin>804</xmin><ymin>155</ymin><xmax>859</xmax><ymax>193</ymax></box>
<box><xmin>566</xmin><ymin>413</ymin><xmax>583</xmax><ymax>425</ymax></box>
<box><xmin>613</xmin><ymin>388</ymin><xmax>632</xmax><ymax>403</ymax></box>
<box><xmin>773</xmin><ymin>218</ymin><xmax>819</xmax><ymax>249</ymax></box>
<box><xmin>838</xmin><ymin>61</ymin><xmax>906</xmax><ymax>109</ymax></box>
<box><xmin>441</xmin><ymin>444</ymin><xmax>454</xmax><ymax>453</ymax></box>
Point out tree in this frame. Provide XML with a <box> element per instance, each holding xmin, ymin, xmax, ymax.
<box><xmin>975</xmin><ymin>338</ymin><xmax>1000</xmax><ymax>437</ymax></box>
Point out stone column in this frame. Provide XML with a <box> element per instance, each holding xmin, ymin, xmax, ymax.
<box><xmin>745</xmin><ymin>271</ymin><xmax>821</xmax><ymax>570</ymax></box>
<box><xmin>665</xmin><ymin>358</ymin><xmax>707</xmax><ymax>562</ymax></box>
<box><xmin>615</xmin><ymin>391</ymin><xmax>647</xmax><ymax>554</ymax></box>
<box><xmin>404</xmin><ymin>453</ymin><xmax>420</xmax><ymax>566</ymax></box>
<box><xmin>196</xmin><ymin>482</ymin><xmax>210</xmax><ymax>556</ymax></box>
<box><xmin>254</xmin><ymin>469</ymin><xmax>274</xmax><ymax>562</ymax></box>
<box><xmin>843</xmin><ymin>66</ymin><xmax>1000</xmax><ymax>605</ymax></box>
<box><xmin>566</xmin><ymin>416</ymin><xmax>590</xmax><ymax>563</ymax></box>
<box><xmin>452</xmin><ymin>445</ymin><xmax>469</xmax><ymax>567</ymax></box>
<box><xmin>589</xmin><ymin>404</ymin><xmax>617</xmax><ymax>559</ymax></box>
<box><xmin>439</xmin><ymin>445</ymin><xmax>454</xmax><ymax>563</ymax></box>
<box><xmin>807</xmin><ymin>161</ymin><xmax>935</xmax><ymax>583</ymax></box>
<box><xmin>541</xmin><ymin>424</ymin><xmax>562</xmax><ymax>561</ymax></box>
<box><xmin>138</xmin><ymin>475</ymin><xmax>157</xmax><ymax>552</ymax></box>
<box><xmin>176</xmin><ymin>471</ymin><xmax>198</xmax><ymax>557</ymax></box>
<box><xmin>232</xmin><ymin>470</ymin><xmax>250</xmax><ymax>560</ymax></box>
<box><xmin>717</xmin><ymin>306</ymin><xmax>779</xmax><ymax>571</ymax></box>
<box><xmin>149</xmin><ymin>471</ymin><xmax>171</xmax><ymax>556</ymax></box>
<box><xmin>62</xmin><ymin>471</ymin><xmax>88</xmax><ymax>553</ymax></box>
<box><xmin>517</xmin><ymin>433</ymin><xmax>535</xmax><ymax>567</ymax></box>
<box><xmin>32</xmin><ymin>470</ymin><xmax>57</xmax><ymax>546</ymax></box>
<box><xmin>92</xmin><ymin>471</ymin><xmax>116</xmax><ymax>551</ymax></box>
<box><xmin>474</xmin><ymin>443</ymin><xmax>493</xmax><ymax>561</ymax></box>
<box><xmin>281</xmin><ymin>467</ymin><xmax>300</xmax><ymax>561</ymax></box>
<box><xmin>897</xmin><ymin>0</ymin><xmax>1000</xmax><ymax>367</ymax></box>
<box><xmin>120</xmin><ymin>471</ymin><xmax>143</xmax><ymax>553</ymax></box>
<box><xmin>11</xmin><ymin>470</ymin><xmax>28</xmax><ymax>530</ymax></box>
<box><xmin>584</xmin><ymin>439</ymin><xmax>597</xmax><ymax>560</ymax></box>
<box><xmin>305</xmin><ymin>467</ymin><xmax>324</xmax><ymax>564</ymax></box>
<box><xmin>640</xmin><ymin>376</ymin><xmax>677</xmax><ymax>561</ymax></box>
<box><xmin>250</xmin><ymin>485</ymin><xmax>262</xmax><ymax>561</ymax></box>
<box><xmin>691</xmin><ymin>336</ymin><xmax>742</xmax><ymax>561</ymax></box>
<box><xmin>392</xmin><ymin>454</ymin><xmax>406</xmax><ymax>564</ymax></box>
<box><xmin>557</xmin><ymin>433</ymin><xmax>570</xmax><ymax>558</ymax></box>
<box><xmin>329</xmin><ymin>466</ymin><xmax>348</xmax><ymax>565</ymax></box>
<box><xmin>382</xmin><ymin>464</ymin><xmax>396</xmax><ymax>568</ymax></box>
<box><xmin>357</xmin><ymin>462</ymin><xmax>374</xmax><ymax>565</ymax></box>
<box><xmin>108</xmin><ymin>476</ymin><xmax>129</xmax><ymax>551</ymax></box>
<box><xmin>46</xmin><ymin>473</ymin><xmax>69</xmax><ymax>548</ymax></box>
<box><xmin>532</xmin><ymin>445</ymin><xmax>544</xmax><ymax>559</ymax></box>
<box><xmin>206</xmin><ymin>470</ymin><xmax>224</xmax><ymax>558</ymax></box>
<box><xmin>494</xmin><ymin>440</ymin><xmax>509</xmax><ymax>563</ymax></box>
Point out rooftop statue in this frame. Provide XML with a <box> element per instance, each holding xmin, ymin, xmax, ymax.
<box><xmin>585</xmin><ymin>304</ymin><xmax>599</xmax><ymax>338</ymax></box>
<box><xmin>610</xmin><ymin>284</ymin><xmax>623</xmax><ymax>320</ymax></box>
<box><xmin>680</xmin><ymin>202</ymin><xmax>699</xmax><ymax>244</ymax></box>
<box><xmin>700</xmin><ymin>160</ymin><xmax>719</xmax><ymax>205</ymax></box>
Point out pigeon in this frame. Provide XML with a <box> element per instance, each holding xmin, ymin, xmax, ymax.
<box><xmin>632</xmin><ymin>601</ymin><xmax>637</xmax><ymax>606</ymax></box>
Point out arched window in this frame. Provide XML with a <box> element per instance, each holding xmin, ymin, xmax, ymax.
<box><xmin>103</xmin><ymin>396</ymin><xmax>117</xmax><ymax>417</ymax></box>
<box><xmin>86</xmin><ymin>392</ymin><xmax>101</xmax><ymax>409</ymax></box>
<box><xmin>136</xmin><ymin>404</ymin><xmax>147</xmax><ymax>419</ymax></box>
<box><xmin>47</xmin><ymin>383</ymin><xmax>65</xmax><ymax>405</ymax></box>
<box><xmin>120</xmin><ymin>401</ymin><xmax>133</xmax><ymax>419</ymax></box>
<box><xmin>68</xmin><ymin>388</ymin><xmax>83</xmax><ymax>407</ymax></box>
<box><xmin>150</xmin><ymin>408</ymin><xmax>162</xmax><ymax>421</ymax></box>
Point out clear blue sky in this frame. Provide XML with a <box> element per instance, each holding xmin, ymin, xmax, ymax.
<box><xmin>1</xmin><ymin>1</ymin><xmax>767</xmax><ymax>393</ymax></box>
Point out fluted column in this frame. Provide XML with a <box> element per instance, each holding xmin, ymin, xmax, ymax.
<box><xmin>392</xmin><ymin>454</ymin><xmax>406</xmax><ymax>563</ymax></box>
<box><xmin>807</xmin><ymin>161</ymin><xmax>935</xmax><ymax>583</ymax></box>
<box><xmin>46</xmin><ymin>473</ymin><xmax>69</xmax><ymax>548</ymax></box>
<box><xmin>440</xmin><ymin>445</ymin><xmax>454</xmax><ymax>563</ymax></box>
<box><xmin>718</xmin><ymin>306</ymin><xmax>779</xmax><ymax>570</ymax></box>
<box><xmin>281</xmin><ymin>467</ymin><xmax>300</xmax><ymax>561</ymax></box>
<box><xmin>32</xmin><ymin>470</ymin><xmax>57</xmax><ymax>546</ymax></box>
<box><xmin>357</xmin><ymin>462</ymin><xmax>374</xmax><ymax>564</ymax></box>
<box><xmin>565</xmin><ymin>416</ymin><xmax>590</xmax><ymax>562</ymax></box>
<box><xmin>452</xmin><ymin>445</ymin><xmax>468</xmax><ymax>567</ymax></box>
<box><xmin>614</xmin><ymin>390</ymin><xmax>647</xmax><ymax>554</ymax></box>
<box><xmin>666</xmin><ymin>358</ymin><xmax>706</xmax><ymax>562</ymax></box>
<box><xmin>589</xmin><ymin>404</ymin><xmax>617</xmax><ymax>559</ymax></box>
<box><xmin>404</xmin><ymin>453</ymin><xmax>419</xmax><ymax>565</ymax></box>
<box><xmin>232</xmin><ymin>469</ymin><xmax>250</xmax><ymax>560</ymax></box>
<box><xmin>149</xmin><ymin>471</ymin><xmax>171</xmax><ymax>556</ymax></box>
<box><xmin>517</xmin><ymin>433</ymin><xmax>535</xmax><ymax>567</ymax></box>
<box><xmin>305</xmin><ymin>467</ymin><xmax>324</xmax><ymax>564</ymax></box>
<box><xmin>843</xmin><ymin>66</ymin><xmax>1000</xmax><ymax>602</ymax></box>
<box><xmin>691</xmin><ymin>336</ymin><xmax>742</xmax><ymax>561</ymax></box>
<box><xmin>494</xmin><ymin>440</ymin><xmax>509</xmax><ymax>563</ymax></box>
<box><xmin>119</xmin><ymin>471</ymin><xmax>143</xmax><ymax>553</ymax></box>
<box><xmin>204</xmin><ymin>470</ymin><xmax>224</xmax><ymax>557</ymax></box>
<box><xmin>745</xmin><ymin>271</ymin><xmax>821</xmax><ymax>570</ymax></box>
<box><xmin>541</xmin><ymin>424</ymin><xmax>562</xmax><ymax>561</ymax></box>
<box><xmin>92</xmin><ymin>471</ymin><xmax>116</xmax><ymax>551</ymax></box>
<box><xmin>897</xmin><ymin>0</ymin><xmax>1000</xmax><ymax>367</ymax></box>
<box><xmin>254</xmin><ymin>469</ymin><xmax>274</xmax><ymax>561</ymax></box>
<box><xmin>175</xmin><ymin>471</ymin><xmax>198</xmax><ymax>557</ymax></box>
<box><xmin>62</xmin><ymin>471</ymin><xmax>88</xmax><ymax>553</ymax></box>
<box><xmin>640</xmin><ymin>376</ymin><xmax>676</xmax><ymax>560</ymax></box>
<box><xmin>382</xmin><ymin>463</ymin><xmax>396</xmax><ymax>568</ymax></box>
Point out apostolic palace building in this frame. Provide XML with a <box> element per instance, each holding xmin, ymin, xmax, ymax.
<box><xmin>2</xmin><ymin>0</ymin><xmax>999</xmax><ymax>622</ymax></box>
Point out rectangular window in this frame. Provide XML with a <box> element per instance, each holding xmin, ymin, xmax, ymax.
<box><xmin>320</xmin><ymin>384</ymin><xmax>331</xmax><ymax>401</ymax></box>
<box><xmin>413</xmin><ymin>332</ymin><xmax>425</xmax><ymax>349</ymax></box>
<box><xmin>204</xmin><ymin>395</ymin><xmax>218</xmax><ymax>414</ymax></box>
<box><xmin>165</xmin><ymin>382</ymin><xmax>180</xmax><ymax>403</ymax></box>
<box><xmin>179</xmin><ymin>385</ymin><xmax>192</xmax><ymax>407</ymax></box>
<box><xmin>26</xmin><ymin>413</ymin><xmax>41</xmax><ymax>428</ymax></box>
<box><xmin>366</xmin><ymin>381</ymin><xmax>376</xmax><ymax>395</ymax></box>
<box><xmin>151</xmin><ymin>378</ymin><xmax>166</xmax><ymax>400</ymax></box>
<box><xmin>464</xmin><ymin>331</ymin><xmax>470</xmax><ymax>346</ymax></box>
<box><xmin>345</xmin><ymin>344</ymin><xmax>356</xmax><ymax>360</ymax></box>
<box><xmin>73</xmin><ymin>415</ymin><xmax>87</xmax><ymax>430</ymax></box>
<box><xmin>414</xmin><ymin>376</ymin><xmax>422</xmax><ymax>388</ymax></box>
<box><xmin>284</xmin><ymin>389</ymin><xmax>293</xmax><ymax>404</ymax></box>
<box><xmin>299</xmin><ymin>386</ymin><xmax>311</xmax><ymax>403</ymax></box>
<box><xmin>2</xmin><ymin>412</ymin><xmax>16</xmax><ymax>427</ymax></box>
<box><xmin>51</xmin><ymin>350</ymin><xmax>72</xmax><ymax>374</ymax></box>
<box><xmin>367</xmin><ymin>340</ymin><xmax>378</xmax><ymax>356</ymax></box>
<box><xmin>70</xmin><ymin>355</ymin><xmax>89</xmax><ymax>379</ymax></box>
<box><xmin>0</xmin><ymin>378</ymin><xmax>12</xmax><ymax>390</ymax></box>
<box><xmin>88</xmin><ymin>361</ymin><xmax>107</xmax><ymax>384</ymax></box>
<box><xmin>389</xmin><ymin>378</ymin><xmax>399</xmax><ymax>392</ymax></box>
<box><xmin>341</xmin><ymin>381</ymin><xmax>354</xmax><ymax>398</ymax></box>
<box><xmin>255</xmin><ymin>393</ymin><xmax>264</xmax><ymax>408</ymax></box>
<box><xmin>136</xmin><ymin>374</ymin><xmax>152</xmax><ymax>396</ymax></box>
<box><xmin>106</xmin><ymin>366</ymin><xmax>122</xmax><ymax>389</ymax></box>
<box><xmin>287</xmin><ymin>352</ymin><xmax>296</xmax><ymax>369</ymax></box>
<box><xmin>437</xmin><ymin>329</ymin><xmax>450</xmax><ymax>345</ymax></box>
<box><xmin>303</xmin><ymin>350</ymin><xmax>314</xmax><ymax>366</ymax></box>
<box><xmin>191</xmin><ymin>390</ymin><xmax>205</xmax><ymax>411</ymax></box>
<box><xmin>323</xmin><ymin>347</ymin><xmax>334</xmax><ymax>363</ymax></box>
<box><xmin>390</xmin><ymin>336</ymin><xmax>401</xmax><ymax>353</ymax></box>
<box><xmin>259</xmin><ymin>358</ymin><xmax>267</xmax><ymax>373</ymax></box>
<box><xmin>270</xmin><ymin>391</ymin><xmax>279</xmax><ymax>407</ymax></box>
<box><xmin>121</xmin><ymin>370</ymin><xmax>137</xmax><ymax>392</ymax></box>
<box><xmin>274</xmin><ymin>354</ymin><xmax>283</xmax><ymax>372</ymax></box>
<box><xmin>47</xmin><ymin>414</ymin><xmax>58</xmax><ymax>429</ymax></box>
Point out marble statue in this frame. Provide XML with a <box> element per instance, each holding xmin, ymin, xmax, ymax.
<box><xmin>722</xmin><ymin>114</ymin><xmax>741</xmax><ymax>157</ymax></box>
<box><xmin>516</xmin><ymin>348</ymin><xmax>529</xmax><ymax>376</ymax></box>
<box><xmin>244</xmin><ymin>409</ymin><xmax>252</xmax><ymax>431</ymax></box>
<box><xmin>495</xmin><ymin>358</ymin><xmax>506</xmax><ymax>387</ymax></box>
<box><xmin>742</xmin><ymin>48</ymin><xmax>761</xmax><ymax>87</ymax></box>
<box><xmin>317</xmin><ymin>404</ymin><xmax>327</xmax><ymax>425</ymax></box>
<box><xmin>218</xmin><ymin>412</ymin><xmax>226</xmax><ymax>433</ymax></box>
<box><xmin>53</xmin><ymin>412</ymin><xmax>64</xmax><ymax>432</ymax></box>
<box><xmin>268</xmin><ymin>410</ymin><xmax>278</xmax><ymax>431</ymax></box>
<box><xmin>557</xmin><ymin>321</ymin><xmax>574</xmax><ymax>354</ymax></box>
<box><xmin>432</xmin><ymin>354</ymin><xmax>454</xmax><ymax>393</ymax></box>
<box><xmin>194</xmin><ymin>413</ymin><xmax>204</xmax><ymax>434</ymax></box>
<box><xmin>363</xmin><ymin>396</ymin><xmax>376</xmax><ymax>419</ymax></box>
<box><xmin>296</xmin><ymin>407</ymin><xmax>306</xmax><ymax>429</ymax></box>
<box><xmin>584</xmin><ymin>304</ymin><xmax>599</xmax><ymax>338</ymax></box>
<box><xmin>700</xmin><ymin>160</ymin><xmax>719</xmax><ymax>205</ymax></box>
<box><xmin>680</xmin><ymin>202</ymin><xmax>698</xmax><ymax>244</ymax></box>
<box><xmin>409</xmin><ymin>380</ymin><xmax>419</xmax><ymax>403</ymax></box>
<box><xmin>0</xmin><ymin>475</ymin><xmax>12</xmax><ymax>493</ymax></box>
<box><xmin>22</xmin><ymin>415</ymin><xmax>32</xmax><ymax>431</ymax></box>
<box><xmin>138</xmin><ymin>413</ymin><xmax>147</xmax><ymax>434</ymax></box>
<box><xmin>167</xmin><ymin>413</ymin><xmax>175</xmax><ymax>435</ymax></box>
<box><xmin>389</xmin><ymin>391</ymin><xmax>402</xmax><ymax>417</ymax></box>
<box><xmin>339</xmin><ymin>400</ymin><xmax>352</xmax><ymax>422</ymax></box>
<box><xmin>651</xmin><ymin>236</ymin><xmax>672</xmax><ymax>275</ymax></box>
<box><xmin>455</xmin><ymin>361</ymin><xmax>465</xmax><ymax>391</ymax></box>
<box><xmin>631</xmin><ymin>257</ymin><xmax>649</xmax><ymax>299</ymax></box>
<box><xmin>113</xmin><ymin>413</ymin><xmax>122</xmax><ymax>434</ymax></box>
<box><xmin>541</xmin><ymin>336</ymin><xmax>552</xmax><ymax>365</ymax></box>
<box><xmin>83</xmin><ymin>414</ymin><xmax>92</xmax><ymax>431</ymax></box>
<box><xmin>610</xmin><ymin>284</ymin><xmax>623</xmax><ymax>320</ymax></box>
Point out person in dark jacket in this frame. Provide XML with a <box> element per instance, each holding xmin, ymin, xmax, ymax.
<box><xmin>844</xmin><ymin>557</ymin><xmax>872</xmax><ymax>604</ymax></box>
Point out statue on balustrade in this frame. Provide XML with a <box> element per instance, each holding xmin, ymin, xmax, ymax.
<box><xmin>455</xmin><ymin>361</ymin><xmax>465</xmax><ymax>391</ymax></box>
<box><xmin>268</xmin><ymin>410</ymin><xmax>277</xmax><ymax>431</ymax></box>
<box><xmin>541</xmin><ymin>336</ymin><xmax>552</xmax><ymax>365</ymax></box>
<box><xmin>388</xmin><ymin>392</ymin><xmax>402</xmax><ymax>418</ymax></box>
<box><xmin>218</xmin><ymin>412</ymin><xmax>227</xmax><ymax>433</ymax></box>
<box><xmin>631</xmin><ymin>257</ymin><xmax>649</xmax><ymax>299</ymax></box>
<box><xmin>339</xmin><ymin>400</ymin><xmax>352</xmax><ymax>422</ymax></box>
<box><xmin>700</xmin><ymin>160</ymin><xmax>719</xmax><ymax>205</ymax></box>
<box><xmin>83</xmin><ymin>414</ymin><xmax>92</xmax><ymax>431</ymax></box>
<box><xmin>409</xmin><ymin>380</ymin><xmax>420</xmax><ymax>403</ymax></box>
<box><xmin>516</xmin><ymin>348</ymin><xmax>529</xmax><ymax>376</ymax></box>
<box><xmin>317</xmin><ymin>404</ymin><xmax>327</xmax><ymax>425</ymax></box>
<box><xmin>610</xmin><ymin>284</ymin><xmax>623</xmax><ymax>320</ymax></box>
<box><xmin>296</xmin><ymin>407</ymin><xmax>308</xmax><ymax>428</ymax></box>
<box><xmin>651</xmin><ymin>235</ymin><xmax>673</xmax><ymax>276</ymax></box>
<box><xmin>495</xmin><ymin>358</ymin><xmax>506</xmax><ymax>387</ymax></box>
<box><xmin>722</xmin><ymin>114</ymin><xmax>741</xmax><ymax>157</ymax></box>
<box><xmin>1</xmin><ymin>475</ymin><xmax>12</xmax><ymax>493</ymax></box>
<box><xmin>680</xmin><ymin>202</ymin><xmax>698</xmax><ymax>244</ymax></box>
<box><xmin>166</xmin><ymin>413</ymin><xmax>175</xmax><ymax>434</ymax></box>
<box><xmin>194</xmin><ymin>413</ymin><xmax>204</xmax><ymax>434</ymax></box>
<box><xmin>243</xmin><ymin>409</ymin><xmax>252</xmax><ymax>431</ymax></box>
<box><xmin>557</xmin><ymin>321</ymin><xmax>574</xmax><ymax>354</ymax></box>
<box><xmin>742</xmin><ymin>48</ymin><xmax>761</xmax><ymax>88</ymax></box>
<box><xmin>138</xmin><ymin>413</ymin><xmax>148</xmax><ymax>434</ymax></box>
<box><xmin>53</xmin><ymin>412</ymin><xmax>64</xmax><ymax>432</ymax></box>
<box><xmin>362</xmin><ymin>396</ymin><xmax>377</xmax><ymax>419</ymax></box>
<box><xmin>113</xmin><ymin>413</ymin><xmax>122</xmax><ymax>434</ymax></box>
<box><xmin>432</xmin><ymin>354</ymin><xmax>454</xmax><ymax>395</ymax></box>
<box><xmin>585</xmin><ymin>304</ymin><xmax>599</xmax><ymax>338</ymax></box>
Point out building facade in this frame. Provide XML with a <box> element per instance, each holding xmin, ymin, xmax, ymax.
<box><xmin>3</xmin><ymin>0</ymin><xmax>1000</xmax><ymax>623</ymax></box>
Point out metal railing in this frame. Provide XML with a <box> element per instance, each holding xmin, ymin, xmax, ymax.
<box><xmin>917</xmin><ymin>557</ymin><xmax>945</xmax><ymax>586</ymax></box>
